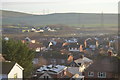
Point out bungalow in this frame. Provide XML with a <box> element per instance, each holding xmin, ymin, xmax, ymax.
<box><xmin>0</xmin><ymin>62</ymin><xmax>24</xmax><ymax>80</ymax></box>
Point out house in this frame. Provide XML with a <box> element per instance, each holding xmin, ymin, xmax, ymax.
<box><xmin>60</xmin><ymin>49</ymin><xmax>71</xmax><ymax>55</ymax></box>
<box><xmin>84</xmin><ymin>57</ymin><xmax>119</xmax><ymax>80</ymax></box>
<box><xmin>28</xmin><ymin>43</ymin><xmax>46</xmax><ymax>52</ymax></box>
<box><xmin>84</xmin><ymin>38</ymin><xmax>97</xmax><ymax>48</ymax></box>
<box><xmin>67</xmin><ymin>43</ymin><xmax>80</xmax><ymax>52</ymax></box>
<box><xmin>31</xmin><ymin>27</ymin><xmax>36</xmax><ymax>32</ymax></box>
<box><xmin>24</xmin><ymin>37</ymin><xmax>37</xmax><ymax>43</ymax></box>
<box><xmin>0</xmin><ymin>62</ymin><xmax>24</xmax><ymax>80</ymax></box>
<box><xmin>25</xmin><ymin>37</ymin><xmax>31</xmax><ymax>42</ymax></box>
<box><xmin>4</xmin><ymin>37</ymin><xmax>9</xmax><ymax>41</ymax></box>
<box><xmin>36</xmin><ymin>65</ymin><xmax>67</xmax><ymax>79</ymax></box>
<box><xmin>67</xmin><ymin>66</ymin><xmax>84</xmax><ymax>80</ymax></box>
<box><xmin>68</xmin><ymin>56</ymin><xmax>93</xmax><ymax>72</ymax></box>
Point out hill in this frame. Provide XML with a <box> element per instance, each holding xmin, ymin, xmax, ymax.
<box><xmin>1</xmin><ymin>10</ymin><xmax>118</xmax><ymax>27</ymax></box>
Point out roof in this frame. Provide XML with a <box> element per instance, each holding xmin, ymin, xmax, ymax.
<box><xmin>28</xmin><ymin>43</ymin><xmax>44</xmax><ymax>49</ymax></box>
<box><xmin>72</xmin><ymin>74</ymin><xmax>84</xmax><ymax>78</ymax></box>
<box><xmin>67</xmin><ymin>67</ymin><xmax>82</xmax><ymax>75</ymax></box>
<box><xmin>68</xmin><ymin>43</ymin><xmax>80</xmax><ymax>48</ymax></box>
<box><xmin>73</xmin><ymin>53</ymin><xmax>85</xmax><ymax>60</ymax></box>
<box><xmin>37</xmin><ymin>65</ymin><xmax>67</xmax><ymax>74</ymax></box>
<box><xmin>65</xmin><ymin>70</ymin><xmax>73</xmax><ymax>78</ymax></box>
<box><xmin>74</xmin><ymin>57</ymin><xmax>93</xmax><ymax>64</ymax></box>
<box><xmin>85</xmin><ymin>57</ymin><xmax>118</xmax><ymax>73</ymax></box>
<box><xmin>0</xmin><ymin>62</ymin><xmax>16</xmax><ymax>74</ymax></box>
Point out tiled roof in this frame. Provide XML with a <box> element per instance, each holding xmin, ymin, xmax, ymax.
<box><xmin>85</xmin><ymin>57</ymin><xmax>118</xmax><ymax>73</ymax></box>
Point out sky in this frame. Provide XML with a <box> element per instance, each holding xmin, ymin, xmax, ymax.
<box><xmin>0</xmin><ymin>0</ymin><xmax>120</xmax><ymax>15</ymax></box>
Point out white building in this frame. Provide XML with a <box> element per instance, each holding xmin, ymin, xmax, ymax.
<box><xmin>0</xmin><ymin>62</ymin><xmax>24</xmax><ymax>80</ymax></box>
<box><xmin>4</xmin><ymin>37</ymin><xmax>9</xmax><ymax>41</ymax></box>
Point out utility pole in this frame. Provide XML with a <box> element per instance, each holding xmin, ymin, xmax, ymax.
<box><xmin>79</xmin><ymin>13</ymin><xmax>81</xmax><ymax>27</ymax></box>
<box><xmin>101</xmin><ymin>11</ymin><xmax>104</xmax><ymax>27</ymax></box>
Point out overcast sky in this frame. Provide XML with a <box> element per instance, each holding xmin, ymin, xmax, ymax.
<box><xmin>1</xmin><ymin>0</ymin><xmax>119</xmax><ymax>15</ymax></box>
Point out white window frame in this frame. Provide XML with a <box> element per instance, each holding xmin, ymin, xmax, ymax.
<box><xmin>88</xmin><ymin>72</ymin><xmax>94</xmax><ymax>77</ymax></box>
<box><xmin>98</xmin><ymin>72</ymin><xmax>106</xmax><ymax>78</ymax></box>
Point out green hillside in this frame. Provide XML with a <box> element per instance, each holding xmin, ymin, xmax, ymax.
<box><xmin>1</xmin><ymin>10</ymin><xmax>118</xmax><ymax>27</ymax></box>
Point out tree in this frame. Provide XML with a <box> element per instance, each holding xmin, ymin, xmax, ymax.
<box><xmin>2</xmin><ymin>39</ymin><xmax>35</xmax><ymax>77</ymax></box>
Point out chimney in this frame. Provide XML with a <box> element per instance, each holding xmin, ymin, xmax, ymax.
<box><xmin>80</xmin><ymin>45</ymin><xmax>83</xmax><ymax>52</ymax></box>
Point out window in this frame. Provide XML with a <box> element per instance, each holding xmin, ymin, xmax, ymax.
<box><xmin>14</xmin><ymin>73</ymin><xmax>17</xmax><ymax>79</ymax></box>
<box><xmin>98</xmin><ymin>72</ymin><xmax>106</xmax><ymax>78</ymax></box>
<box><xmin>44</xmin><ymin>76</ymin><xmax>49</xmax><ymax>80</ymax></box>
<box><xmin>88</xmin><ymin>72</ymin><xmax>94</xmax><ymax>77</ymax></box>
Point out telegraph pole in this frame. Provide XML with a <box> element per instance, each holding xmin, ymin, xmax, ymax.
<box><xmin>101</xmin><ymin>12</ymin><xmax>104</xmax><ymax>27</ymax></box>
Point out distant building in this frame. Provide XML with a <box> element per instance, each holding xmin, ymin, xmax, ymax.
<box><xmin>4</xmin><ymin>37</ymin><xmax>9</xmax><ymax>41</ymax></box>
<box><xmin>28</xmin><ymin>43</ymin><xmax>46</xmax><ymax>52</ymax></box>
<box><xmin>25</xmin><ymin>37</ymin><xmax>31</xmax><ymax>42</ymax></box>
<box><xmin>31</xmin><ymin>27</ymin><xmax>36</xmax><ymax>32</ymax></box>
<box><xmin>0</xmin><ymin>62</ymin><xmax>24</xmax><ymax>80</ymax></box>
<box><xmin>67</xmin><ymin>43</ymin><xmax>81</xmax><ymax>52</ymax></box>
<box><xmin>65</xmin><ymin>38</ymin><xmax>78</xmax><ymax>43</ymax></box>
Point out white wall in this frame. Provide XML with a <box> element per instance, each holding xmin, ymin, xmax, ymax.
<box><xmin>79</xmin><ymin>65</ymin><xmax>85</xmax><ymax>72</ymax></box>
<box><xmin>8</xmin><ymin>63</ymin><xmax>23</xmax><ymax>79</ymax></box>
